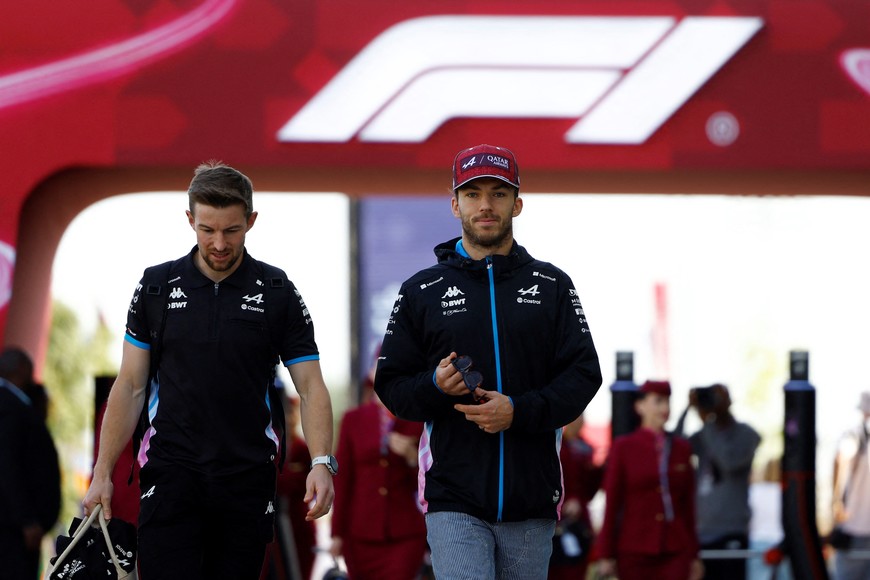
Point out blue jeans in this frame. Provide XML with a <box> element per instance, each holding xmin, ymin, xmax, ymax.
<box><xmin>834</xmin><ymin>534</ymin><xmax>870</xmax><ymax>580</ymax></box>
<box><xmin>426</xmin><ymin>511</ymin><xmax>555</xmax><ymax>580</ymax></box>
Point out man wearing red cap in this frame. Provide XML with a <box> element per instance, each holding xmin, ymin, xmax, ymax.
<box><xmin>597</xmin><ymin>380</ymin><xmax>704</xmax><ymax>580</ymax></box>
<box><xmin>375</xmin><ymin>144</ymin><xmax>602</xmax><ymax>579</ymax></box>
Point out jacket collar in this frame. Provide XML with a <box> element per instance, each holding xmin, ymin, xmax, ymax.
<box><xmin>182</xmin><ymin>245</ymin><xmax>253</xmax><ymax>288</ymax></box>
<box><xmin>433</xmin><ymin>236</ymin><xmax>533</xmax><ymax>276</ymax></box>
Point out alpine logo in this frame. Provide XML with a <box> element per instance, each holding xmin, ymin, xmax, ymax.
<box><xmin>141</xmin><ymin>485</ymin><xmax>156</xmax><ymax>499</ymax></box>
<box><xmin>277</xmin><ymin>15</ymin><xmax>762</xmax><ymax>145</ymax></box>
<box><xmin>442</xmin><ymin>286</ymin><xmax>465</xmax><ymax>299</ymax></box>
<box><xmin>243</xmin><ymin>293</ymin><xmax>264</xmax><ymax>304</ymax></box>
<box><xmin>169</xmin><ymin>287</ymin><xmax>187</xmax><ymax>299</ymax></box>
<box><xmin>517</xmin><ymin>284</ymin><xmax>542</xmax><ymax>304</ymax></box>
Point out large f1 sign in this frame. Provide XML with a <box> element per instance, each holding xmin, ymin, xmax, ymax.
<box><xmin>277</xmin><ymin>15</ymin><xmax>763</xmax><ymax>145</ymax></box>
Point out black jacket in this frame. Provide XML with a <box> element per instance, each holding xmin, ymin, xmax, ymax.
<box><xmin>375</xmin><ymin>238</ymin><xmax>602</xmax><ymax>522</ymax></box>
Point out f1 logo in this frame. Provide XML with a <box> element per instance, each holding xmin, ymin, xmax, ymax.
<box><xmin>277</xmin><ymin>15</ymin><xmax>763</xmax><ymax>145</ymax></box>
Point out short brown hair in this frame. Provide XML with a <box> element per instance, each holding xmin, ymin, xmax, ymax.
<box><xmin>187</xmin><ymin>160</ymin><xmax>254</xmax><ymax>218</ymax></box>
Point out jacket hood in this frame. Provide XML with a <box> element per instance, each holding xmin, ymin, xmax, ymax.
<box><xmin>433</xmin><ymin>237</ymin><xmax>534</xmax><ymax>275</ymax></box>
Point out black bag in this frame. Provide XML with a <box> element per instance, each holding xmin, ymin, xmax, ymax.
<box><xmin>829</xmin><ymin>526</ymin><xmax>854</xmax><ymax>551</ymax></box>
<box><xmin>46</xmin><ymin>504</ymin><xmax>138</xmax><ymax>579</ymax></box>
<box><xmin>550</xmin><ymin>520</ymin><xmax>593</xmax><ymax>565</ymax></box>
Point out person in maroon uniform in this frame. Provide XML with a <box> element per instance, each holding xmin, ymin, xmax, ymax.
<box><xmin>597</xmin><ymin>380</ymin><xmax>703</xmax><ymax>580</ymax></box>
<box><xmin>330</xmin><ymin>379</ymin><xmax>427</xmax><ymax>580</ymax></box>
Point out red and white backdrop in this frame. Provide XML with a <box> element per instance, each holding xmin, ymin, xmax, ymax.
<box><xmin>1</xmin><ymin>0</ymin><xmax>869</xmax><ymax>350</ymax></box>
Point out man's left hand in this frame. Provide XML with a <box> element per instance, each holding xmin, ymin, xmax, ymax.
<box><xmin>454</xmin><ymin>389</ymin><xmax>513</xmax><ymax>433</ymax></box>
<box><xmin>304</xmin><ymin>466</ymin><xmax>335</xmax><ymax>521</ymax></box>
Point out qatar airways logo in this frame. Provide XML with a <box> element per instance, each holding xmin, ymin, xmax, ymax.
<box><xmin>0</xmin><ymin>241</ymin><xmax>14</xmax><ymax>310</ymax></box>
<box><xmin>841</xmin><ymin>49</ymin><xmax>870</xmax><ymax>96</ymax></box>
<box><xmin>278</xmin><ymin>15</ymin><xmax>763</xmax><ymax>145</ymax></box>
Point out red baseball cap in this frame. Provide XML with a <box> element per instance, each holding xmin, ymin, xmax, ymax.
<box><xmin>639</xmin><ymin>380</ymin><xmax>672</xmax><ymax>397</ymax></box>
<box><xmin>452</xmin><ymin>144</ymin><xmax>520</xmax><ymax>191</ymax></box>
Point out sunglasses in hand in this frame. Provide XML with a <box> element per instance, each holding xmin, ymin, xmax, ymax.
<box><xmin>451</xmin><ymin>355</ymin><xmax>486</xmax><ymax>402</ymax></box>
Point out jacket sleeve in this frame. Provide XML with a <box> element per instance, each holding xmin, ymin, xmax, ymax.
<box><xmin>597</xmin><ymin>439</ymin><xmax>625</xmax><ymax>559</ymax></box>
<box><xmin>511</xmin><ymin>272</ymin><xmax>602</xmax><ymax>432</ymax></box>
<box><xmin>0</xmin><ymin>399</ymin><xmax>40</xmax><ymax>528</ymax></box>
<box><xmin>374</xmin><ymin>285</ymin><xmax>454</xmax><ymax>422</ymax></box>
<box><xmin>677</xmin><ymin>439</ymin><xmax>700</xmax><ymax>557</ymax></box>
<box><xmin>331</xmin><ymin>409</ymin><xmax>355</xmax><ymax>540</ymax></box>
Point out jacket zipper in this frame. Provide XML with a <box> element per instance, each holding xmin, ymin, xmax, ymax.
<box><xmin>211</xmin><ymin>282</ymin><xmax>220</xmax><ymax>339</ymax></box>
<box><xmin>486</xmin><ymin>257</ymin><xmax>506</xmax><ymax>522</ymax></box>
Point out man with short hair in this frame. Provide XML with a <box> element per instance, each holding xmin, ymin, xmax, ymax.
<box><xmin>375</xmin><ymin>144</ymin><xmax>602</xmax><ymax>579</ymax></box>
<box><xmin>83</xmin><ymin>161</ymin><xmax>336</xmax><ymax>579</ymax></box>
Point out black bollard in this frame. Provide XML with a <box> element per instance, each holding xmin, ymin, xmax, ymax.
<box><xmin>782</xmin><ymin>350</ymin><xmax>829</xmax><ymax>580</ymax></box>
<box><xmin>610</xmin><ymin>351</ymin><xmax>639</xmax><ymax>440</ymax></box>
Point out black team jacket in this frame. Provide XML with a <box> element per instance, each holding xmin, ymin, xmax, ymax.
<box><xmin>375</xmin><ymin>237</ymin><xmax>602</xmax><ymax>523</ymax></box>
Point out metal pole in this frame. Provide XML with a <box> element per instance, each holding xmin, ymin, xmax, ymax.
<box><xmin>781</xmin><ymin>350</ymin><xmax>829</xmax><ymax>580</ymax></box>
<box><xmin>610</xmin><ymin>351</ymin><xmax>639</xmax><ymax>440</ymax></box>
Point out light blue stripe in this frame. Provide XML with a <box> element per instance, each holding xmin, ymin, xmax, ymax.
<box><xmin>487</xmin><ymin>257</ymin><xmax>506</xmax><ymax>522</ymax></box>
<box><xmin>124</xmin><ymin>334</ymin><xmax>151</xmax><ymax>350</ymax></box>
<box><xmin>284</xmin><ymin>354</ymin><xmax>319</xmax><ymax>366</ymax></box>
<box><xmin>147</xmin><ymin>377</ymin><xmax>159</xmax><ymax>421</ymax></box>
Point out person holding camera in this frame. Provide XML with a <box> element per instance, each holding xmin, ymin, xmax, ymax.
<box><xmin>676</xmin><ymin>383</ymin><xmax>760</xmax><ymax>580</ymax></box>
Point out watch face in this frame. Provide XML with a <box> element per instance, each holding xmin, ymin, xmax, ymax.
<box><xmin>313</xmin><ymin>455</ymin><xmax>338</xmax><ymax>475</ymax></box>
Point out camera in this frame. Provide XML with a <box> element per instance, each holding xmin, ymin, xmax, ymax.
<box><xmin>693</xmin><ymin>386</ymin><xmax>719</xmax><ymax>412</ymax></box>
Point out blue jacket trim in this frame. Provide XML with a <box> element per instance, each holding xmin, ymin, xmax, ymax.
<box><xmin>125</xmin><ymin>334</ymin><xmax>151</xmax><ymax>350</ymax></box>
<box><xmin>284</xmin><ymin>354</ymin><xmax>320</xmax><ymax>366</ymax></box>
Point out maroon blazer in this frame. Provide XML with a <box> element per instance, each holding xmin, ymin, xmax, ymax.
<box><xmin>332</xmin><ymin>401</ymin><xmax>426</xmax><ymax>542</ymax></box>
<box><xmin>597</xmin><ymin>428</ymin><xmax>699</xmax><ymax>559</ymax></box>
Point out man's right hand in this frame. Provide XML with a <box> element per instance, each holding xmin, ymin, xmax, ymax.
<box><xmin>435</xmin><ymin>352</ymin><xmax>475</xmax><ymax>397</ymax></box>
<box><xmin>82</xmin><ymin>472</ymin><xmax>114</xmax><ymax>520</ymax></box>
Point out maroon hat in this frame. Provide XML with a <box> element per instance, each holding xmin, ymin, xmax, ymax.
<box><xmin>639</xmin><ymin>380</ymin><xmax>672</xmax><ymax>397</ymax></box>
<box><xmin>452</xmin><ymin>144</ymin><xmax>520</xmax><ymax>191</ymax></box>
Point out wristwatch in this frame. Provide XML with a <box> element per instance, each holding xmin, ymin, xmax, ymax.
<box><xmin>310</xmin><ymin>455</ymin><xmax>339</xmax><ymax>475</ymax></box>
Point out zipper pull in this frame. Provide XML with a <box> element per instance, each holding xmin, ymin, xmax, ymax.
<box><xmin>486</xmin><ymin>256</ymin><xmax>493</xmax><ymax>269</ymax></box>
<box><xmin>214</xmin><ymin>282</ymin><xmax>219</xmax><ymax>296</ymax></box>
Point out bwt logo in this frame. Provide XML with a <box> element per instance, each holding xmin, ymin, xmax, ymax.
<box><xmin>277</xmin><ymin>15</ymin><xmax>762</xmax><ymax>145</ymax></box>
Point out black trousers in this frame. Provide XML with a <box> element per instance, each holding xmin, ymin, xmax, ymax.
<box><xmin>137</xmin><ymin>463</ymin><xmax>276</xmax><ymax>580</ymax></box>
<box><xmin>700</xmin><ymin>532</ymin><xmax>749</xmax><ymax>580</ymax></box>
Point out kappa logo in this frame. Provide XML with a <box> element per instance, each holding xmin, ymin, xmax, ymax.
<box><xmin>169</xmin><ymin>287</ymin><xmax>187</xmax><ymax>299</ymax></box>
<box><xmin>277</xmin><ymin>15</ymin><xmax>762</xmax><ymax>144</ymax></box>
<box><xmin>442</xmin><ymin>286</ymin><xmax>465</xmax><ymax>299</ymax></box>
<box><xmin>265</xmin><ymin>501</ymin><xmax>275</xmax><ymax>515</ymax></box>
